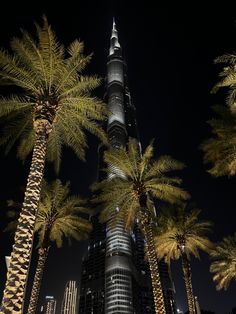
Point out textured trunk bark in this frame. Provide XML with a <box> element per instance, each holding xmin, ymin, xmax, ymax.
<box><xmin>1</xmin><ymin>125</ymin><xmax>48</xmax><ymax>314</ymax></box>
<box><xmin>139</xmin><ymin>209</ymin><xmax>166</xmax><ymax>314</ymax></box>
<box><xmin>181</xmin><ymin>252</ymin><xmax>196</xmax><ymax>314</ymax></box>
<box><xmin>27</xmin><ymin>247</ymin><xmax>49</xmax><ymax>314</ymax></box>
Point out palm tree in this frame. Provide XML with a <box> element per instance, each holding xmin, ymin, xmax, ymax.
<box><xmin>201</xmin><ymin>105</ymin><xmax>236</xmax><ymax>177</ymax></box>
<box><xmin>154</xmin><ymin>205</ymin><xmax>213</xmax><ymax>314</ymax></box>
<box><xmin>92</xmin><ymin>138</ymin><xmax>189</xmax><ymax>314</ymax></box>
<box><xmin>210</xmin><ymin>233</ymin><xmax>236</xmax><ymax>290</ymax></box>
<box><xmin>201</xmin><ymin>52</ymin><xmax>236</xmax><ymax>177</ymax></box>
<box><xmin>212</xmin><ymin>53</ymin><xmax>236</xmax><ymax>110</ymax></box>
<box><xmin>0</xmin><ymin>17</ymin><xmax>107</xmax><ymax>313</ymax></box>
<box><xmin>4</xmin><ymin>180</ymin><xmax>92</xmax><ymax>314</ymax></box>
<box><xmin>28</xmin><ymin>180</ymin><xmax>91</xmax><ymax>313</ymax></box>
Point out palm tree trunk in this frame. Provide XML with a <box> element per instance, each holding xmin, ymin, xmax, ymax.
<box><xmin>181</xmin><ymin>252</ymin><xmax>196</xmax><ymax>314</ymax></box>
<box><xmin>27</xmin><ymin>247</ymin><xmax>49</xmax><ymax>314</ymax></box>
<box><xmin>139</xmin><ymin>209</ymin><xmax>166</xmax><ymax>314</ymax></box>
<box><xmin>1</xmin><ymin>125</ymin><xmax>48</xmax><ymax>314</ymax></box>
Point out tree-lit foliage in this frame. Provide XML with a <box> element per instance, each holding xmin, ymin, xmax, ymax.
<box><xmin>0</xmin><ymin>16</ymin><xmax>107</xmax><ymax>171</ymax></box>
<box><xmin>92</xmin><ymin>138</ymin><xmax>189</xmax><ymax>314</ymax></box>
<box><xmin>154</xmin><ymin>204</ymin><xmax>212</xmax><ymax>314</ymax></box>
<box><xmin>27</xmin><ymin>179</ymin><xmax>91</xmax><ymax>313</ymax></box>
<box><xmin>201</xmin><ymin>105</ymin><xmax>236</xmax><ymax>177</ymax></box>
<box><xmin>210</xmin><ymin>233</ymin><xmax>236</xmax><ymax>290</ymax></box>
<box><xmin>212</xmin><ymin>53</ymin><xmax>236</xmax><ymax>109</ymax></box>
<box><xmin>93</xmin><ymin>138</ymin><xmax>189</xmax><ymax>228</ymax></box>
<box><xmin>154</xmin><ymin>204</ymin><xmax>213</xmax><ymax>263</ymax></box>
<box><xmin>0</xmin><ymin>16</ymin><xmax>106</xmax><ymax>313</ymax></box>
<box><xmin>201</xmin><ymin>53</ymin><xmax>236</xmax><ymax>177</ymax></box>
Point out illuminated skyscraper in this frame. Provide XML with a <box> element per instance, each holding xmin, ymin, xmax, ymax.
<box><xmin>40</xmin><ymin>296</ymin><xmax>57</xmax><ymax>314</ymax></box>
<box><xmin>61</xmin><ymin>280</ymin><xmax>78</xmax><ymax>314</ymax></box>
<box><xmin>79</xmin><ymin>20</ymin><xmax>177</xmax><ymax>314</ymax></box>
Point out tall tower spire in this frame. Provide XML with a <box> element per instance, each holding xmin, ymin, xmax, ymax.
<box><xmin>105</xmin><ymin>20</ymin><xmax>133</xmax><ymax>314</ymax></box>
<box><xmin>109</xmin><ymin>17</ymin><xmax>121</xmax><ymax>56</ymax></box>
<box><xmin>107</xmin><ymin>19</ymin><xmax>126</xmax><ymax>131</ymax></box>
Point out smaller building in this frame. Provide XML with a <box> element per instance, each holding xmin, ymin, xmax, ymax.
<box><xmin>39</xmin><ymin>296</ymin><xmax>57</xmax><ymax>314</ymax></box>
<box><xmin>61</xmin><ymin>280</ymin><xmax>78</xmax><ymax>314</ymax></box>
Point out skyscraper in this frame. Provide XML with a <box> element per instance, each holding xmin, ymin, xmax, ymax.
<box><xmin>61</xmin><ymin>280</ymin><xmax>78</xmax><ymax>314</ymax></box>
<box><xmin>40</xmin><ymin>296</ymin><xmax>57</xmax><ymax>314</ymax></box>
<box><xmin>79</xmin><ymin>20</ymin><xmax>177</xmax><ymax>314</ymax></box>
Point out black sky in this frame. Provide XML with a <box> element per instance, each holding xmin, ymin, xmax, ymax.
<box><xmin>0</xmin><ymin>1</ymin><xmax>236</xmax><ymax>313</ymax></box>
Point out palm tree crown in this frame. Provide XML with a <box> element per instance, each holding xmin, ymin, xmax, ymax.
<box><xmin>212</xmin><ymin>53</ymin><xmax>236</xmax><ymax>110</ymax></box>
<box><xmin>154</xmin><ymin>205</ymin><xmax>213</xmax><ymax>264</ymax></box>
<box><xmin>210</xmin><ymin>233</ymin><xmax>236</xmax><ymax>290</ymax></box>
<box><xmin>201</xmin><ymin>52</ymin><xmax>236</xmax><ymax>178</ymax></box>
<box><xmin>92</xmin><ymin>138</ymin><xmax>189</xmax><ymax>314</ymax></box>
<box><xmin>35</xmin><ymin>179</ymin><xmax>92</xmax><ymax>247</ymax></box>
<box><xmin>5</xmin><ymin>180</ymin><xmax>92</xmax><ymax>245</ymax></box>
<box><xmin>154</xmin><ymin>204</ymin><xmax>212</xmax><ymax>314</ymax></box>
<box><xmin>92</xmin><ymin>138</ymin><xmax>189</xmax><ymax>227</ymax></box>
<box><xmin>4</xmin><ymin>179</ymin><xmax>92</xmax><ymax>313</ymax></box>
<box><xmin>0</xmin><ymin>16</ymin><xmax>107</xmax><ymax>171</ymax></box>
<box><xmin>201</xmin><ymin>105</ymin><xmax>236</xmax><ymax>177</ymax></box>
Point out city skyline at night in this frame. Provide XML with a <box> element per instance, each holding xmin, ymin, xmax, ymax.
<box><xmin>0</xmin><ymin>2</ymin><xmax>236</xmax><ymax>314</ymax></box>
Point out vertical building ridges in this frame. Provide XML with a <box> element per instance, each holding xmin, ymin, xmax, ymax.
<box><xmin>105</xmin><ymin>17</ymin><xmax>134</xmax><ymax>314</ymax></box>
<box><xmin>78</xmin><ymin>214</ymin><xmax>106</xmax><ymax>314</ymax></box>
<box><xmin>61</xmin><ymin>280</ymin><xmax>78</xmax><ymax>314</ymax></box>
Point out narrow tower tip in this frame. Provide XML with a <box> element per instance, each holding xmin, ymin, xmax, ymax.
<box><xmin>109</xmin><ymin>17</ymin><xmax>120</xmax><ymax>56</ymax></box>
<box><xmin>113</xmin><ymin>17</ymin><xmax>116</xmax><ymax>30</ymax></box>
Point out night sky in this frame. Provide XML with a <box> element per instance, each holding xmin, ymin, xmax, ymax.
<box><xmin>0</xmin><ymin>1</ymin><xmax>236</xmax><ymax>313</ymax></box>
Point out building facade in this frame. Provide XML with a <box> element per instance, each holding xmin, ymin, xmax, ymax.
<box><xmin>61</xmin><ymin>280</ymin><xmax>78</xmax><ymax>314</ymax></box>
<box><xmin>39</xmin><ymin>296</ymin><xmax>57</xmax><ymax>314</ymax></box>
<box><xmin>79</xmin><ymin>20</ymin><xmax>177</xmax><ymax>314</ymax></box>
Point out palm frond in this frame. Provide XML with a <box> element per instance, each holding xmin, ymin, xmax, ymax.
<box><xmin>104</xmin><ymin>147</ymin><xmax>133</xmax><ymax>178</ymax></box>
<box><xmin>145</xmin><ymin>155</ymin><xmax>185</xmax><ymax>180</ymax></box>
<box><xmin>0</xmin><ymin>49</ymin><xmax>39</xmax><ymax>92</ymax></box>
<box><xmin>0</xmin><ymin>96</ymin><xmax>34</xmax><ymax>118</ymax></box>
<box><xmin>0</xmin><ymin>16</ymin><xmax>107</xmax><ymax>169</ymax></box>
<box><xmin>149</xmin><ymin>182</ymin><xmax>189</xmax><ymax>204</ymax></box>
<box><xmin>56</xmin><ymin>40</ymin><xmax>92</xmax><ymax>93</ymax></box>
<box><xmin>211</xmin><ymin>53</ymin><xmax>236</xmax><ymax>109</ymax></box>
<box><xmin>92</xmin><ymin>138</ymin><xmax>188</xmax><ymax>231</ymax></box>
<box><xmin>60</xmin><ymin>75</ymin><xmax>101</xmax><ymax>97</ymax></box>
<box><xmin>155</xmin><ymin>204</ymin><xmax>213</xmax><ymax>263</ymax></box>
<box><xmin>36</xmin><ymin>179</ymin><xmax>92</xmax><ymax>248</ymax></box>
<box><xmin>201</xmin><ymin>105</ymin><xmax>236</xmax><ymax>177</ymax></box>
<box><xmin>138</xmin><ymin>140</ymin><xmax>153</xmax><ymax>179</ymax></box>
<box><xmin>210</xmin><ymin>233</ymin><xmax>236</xmax><ymax>290</ymax></box>
<box><xmin>35</xmin><ymin>16</ymin><xmax>65</xmax><ymax>93</ymax></box>
<box><xmin>0</xmin><ymin>110</ymin><xmax>33</xmax><ymax>154</ymax></box>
